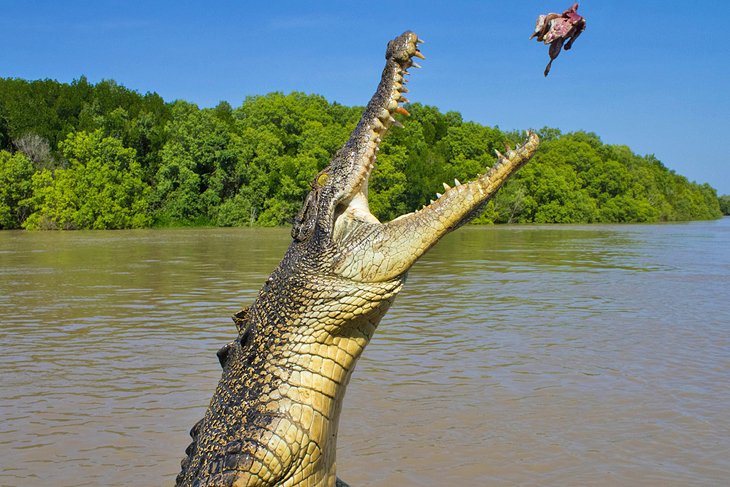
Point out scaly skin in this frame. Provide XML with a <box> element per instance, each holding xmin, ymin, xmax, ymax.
<box><xmin>177</xmin><ymin>31</ymin><xmax>539</xmax><ymax>487</ymax></box>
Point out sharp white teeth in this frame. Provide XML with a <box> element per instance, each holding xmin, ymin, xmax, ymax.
<box><xmin>454</xmin><ymin>179</ymin><xmax>461</xmax><ymax>186</ymax></box>
<box><xmin>436</xmin><ymin>192</ymin><xmax>442</xmax><ymax>198</ymax></box>
<box><xmin>411</xmin><ymin>62</ymin><xmax>422</xmax><ymax>69</ymax></box>
<box><xmin>417</xmin><ymin>38</ymin><xmax>425</xmax><ymax>44</ymax></box>
<box><xmin>494</xmin><ymin>149</ymin><xmax>504</xmax><ymax>159</ymax></box>
<box><xmin>430</xmin><ymin>199</ymin><xmax>435</xmax><ymax>204</ymax></box>
<box><xmin>443</xmin><ymin>182</ymin><xmax>450</xmax><ymax>190</ymax></box>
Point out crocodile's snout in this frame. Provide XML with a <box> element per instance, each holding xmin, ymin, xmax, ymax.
<box><xmin>385</xmin><ymin>31</ymin><xmax>424</xmax><ymax>63</ymax></box>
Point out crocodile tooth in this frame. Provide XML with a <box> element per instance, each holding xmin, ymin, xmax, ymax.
<box><xmin>494</xmin><ymin>149</ymin><xmax>504</xmax><ymax>159</ymax></box>
<box><xmin>399</xmin><ymin>86</ymin><xmax>409</xmax><ymax>93</ymax></box>
<box><xmin>414</xmin><ymin>51</ymin><xmax>426</xmax><ymax>60</ymax></box>
<box><xmin>430</xmin><ymin>199</ymin><xmax>435</xmax><ymax>204</ymax></box>
<box><xmin>411</xmin><ymin>62</ymin><xmax>422</xmax><ymax>69</ymax></box>
<box><xmin>417</xmin><ymin>37</ymin><xmax>425</xmax><ymax>44</ymax></box>
<box><xmin>395</xmin><ymin>106</ymin><xmax>410</xmax><ymax>116</ymax></box>
<box><xmin>392</xmin><ymin>119</ymin><xmax>404</xmax><ymax>128</ymax></box>
<box><xmin>454</xmin><ymin>178</ymin><xmax>461</xmax><ymax>186</ymax></box>
<box><xmin>400</xmin><ymin>96</ymin><xmax>410</xmax><ymax>103</ymax></box>
<box><xmin>436</xmin><ymin>192</ymin><xmax>442</xmax><ymax>198</ymax></box>
<box><xmin>443</xmin><ymin>182</ymin><xmax>451</xmax><ymax>190</ymax></box>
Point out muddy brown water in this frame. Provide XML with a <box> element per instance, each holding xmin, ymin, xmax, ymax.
<box><xmin>1</xmin><ymin>220</ymin><xmax>729</xmax><ymax>486</ymax></box>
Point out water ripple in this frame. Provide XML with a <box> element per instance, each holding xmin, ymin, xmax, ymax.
<box><xmin>2</xmin><ymin>222</ymin><xmax>730</xmax><ymax>486</ymax></box>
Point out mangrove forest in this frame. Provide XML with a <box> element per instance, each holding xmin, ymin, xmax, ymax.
<box><xmin>0</xmin><ymin>77</ymin><xmax>723</xmax><ymax>230</ymax></box>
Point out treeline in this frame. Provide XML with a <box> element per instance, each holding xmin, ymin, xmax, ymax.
<box><xmin>719</xmin><ymin>195</ymin><xmax>730</xmax><ymax>216</ymax></box>
<box><xmin>0</xmin><ymin>77</ymin><xmax>723</xmax><ymax>230</ymax></box>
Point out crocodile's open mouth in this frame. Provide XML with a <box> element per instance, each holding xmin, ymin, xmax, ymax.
<box><xmin>310</xmin><ymin>30</ymin><xmax>538</xmax><ymax>281</ymax></box>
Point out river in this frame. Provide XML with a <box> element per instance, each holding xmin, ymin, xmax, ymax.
<box><xmin>1</xmin><ymin>219</ymin><xmax>729</xmax><ymax>486</ymax></box>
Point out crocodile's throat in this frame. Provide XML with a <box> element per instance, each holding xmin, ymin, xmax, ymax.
<box><xmin>177</xmin><ymin>31</ymin><xmax>539</xmax><ymax>487</ymax></box>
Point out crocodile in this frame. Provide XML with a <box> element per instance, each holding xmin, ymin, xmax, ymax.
<box><xmin>176</xmin><ymin>31</ymin><xmax>539</xmax><ymax>487</ymax></box>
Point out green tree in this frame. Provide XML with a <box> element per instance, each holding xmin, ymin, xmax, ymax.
<box><xmin>719</xmin><ymin>195</ymin><xmax>730</xmax><ymax>215</ymax></box>
<box><xmin>150</xmin><ymin>101</ymin><xmax>237</xmax><ymax>225</ymax></box>
<box><xmin>0</xmin><ymin>76</ymin><xmax>723</xmax><ymax>228</ymax></box>
<box><xmin>229</xmin><ymin>92</ymin><xmax>356</xmax><ymax>226</ymax></box>
<box><xmin>23</xmin><ymin>130</ymin><xmax>150</xmax><ymax>229</ymax></box>
<box><xmin>369</xmin><ymin>144</ymin><xmax>410</xmax><ymax>221</ymax></box>
<box><xmin>0</xmin><ymin>150</ymin><xmax>35</xmax><ymax>228</ymax></box>
<box><xmin>0</xmin><ymin>100</ymin><xmax>10</xmax><ymax>151</ymax></box>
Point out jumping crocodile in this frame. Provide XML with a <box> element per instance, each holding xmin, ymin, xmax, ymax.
<box><xmin>177</xmin><ymin>31</ymin><xmax>539</xmax><ymax>487</ymax></box>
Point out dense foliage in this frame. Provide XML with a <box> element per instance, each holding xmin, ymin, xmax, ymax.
<box><xmin>0</xmin><ymin>77</ymin><xmax>722</xmax><ymax>230</ymax></box>
<box><xmin>719</xmin><ymin>195</ymin><xmax>730</xmax><ymax>216</ymax></box>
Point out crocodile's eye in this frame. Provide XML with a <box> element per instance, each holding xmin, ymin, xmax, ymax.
<box><xmin>316</xmin><ymin>173</ymin><xmax>330</xmax><ymax>187</ymax></box>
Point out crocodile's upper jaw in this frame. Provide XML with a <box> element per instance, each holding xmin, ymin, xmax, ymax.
<box><xmin>292</xmin><ymin>32</ymin><xmax>423</xmax><ymax>248</ymax></box>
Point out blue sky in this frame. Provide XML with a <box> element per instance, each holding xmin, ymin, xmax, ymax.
<box><xmin>2</xmin><ymin>1</ymin><xmax>729</xmax><ymax>194</ymax></box>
